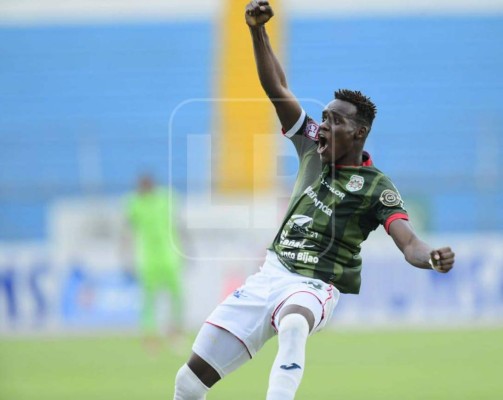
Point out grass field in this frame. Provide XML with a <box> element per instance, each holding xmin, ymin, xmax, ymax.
<box><xmin>1</xmin><ymin>328</ymin><xmax>502</xmax><ymax>400</ymax></box>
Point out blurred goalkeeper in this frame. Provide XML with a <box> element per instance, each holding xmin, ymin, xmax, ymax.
<box><xmin>174</xmin><ymin>1</ymin><xmax>455</xmax><ymax>399</ymax></box>
<box><xmin>127</xmin><ymin>173</ymin><xmax>185</xmax><ymax>352</ymax></box>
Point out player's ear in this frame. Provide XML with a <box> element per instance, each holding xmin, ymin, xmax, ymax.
<box><xmin>355</xmin><ymin>125</ymin><xmax>368</xmax><ymax>141</ymax></box>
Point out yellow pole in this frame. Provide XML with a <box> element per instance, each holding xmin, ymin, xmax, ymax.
<box><xmin>215</xmin><ymin>0</ymin><xmax>281</xmax><ymax>194</ymax></box>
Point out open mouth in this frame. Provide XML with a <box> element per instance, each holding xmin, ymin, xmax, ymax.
<box><xmin>317</xmin><ymin>135</ymin><xmax>328</xmax><ymax>154</ymax></box>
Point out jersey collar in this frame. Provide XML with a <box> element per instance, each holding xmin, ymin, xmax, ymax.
<box><xmin>334</xmin><ymin>151</ymin><xmax>373</xmax><ymax>169</ymax></box>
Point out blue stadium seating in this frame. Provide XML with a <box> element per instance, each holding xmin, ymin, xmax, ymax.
<box><xmin>0</xmin><ymin>17</ymin><xmax>502</xmax><ymax>239</ymax></box>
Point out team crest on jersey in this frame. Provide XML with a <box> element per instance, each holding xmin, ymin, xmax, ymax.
<box><xmin>346</xmin><ymin>175</ymin><xmax>365</xmax><ymax>192</ymax></box>
<box><xmin>304</xmin><ymin>120</ymin><xmax>319</xmax><ymax>140</ymax></box>
<box><xmin>379</xmin><ymin>189</ymin><xmax>403</xmax><ymax>207</ymax></box>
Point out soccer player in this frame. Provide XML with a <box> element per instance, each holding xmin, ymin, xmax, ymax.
<box><xmin>173</xmin><ymin>1</ymin><xmax>455</xmax><ymax>399</ymax></box>
<box><xmin>127</xmin><ymin>173</ymin><xmax>185</xmax><ymax>352</ymax></box>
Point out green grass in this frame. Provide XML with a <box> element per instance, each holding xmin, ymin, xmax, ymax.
<box><xmin>1</xmin><ymin>328</ymin><xmax>502</xmax><ymax>399</ymax></box>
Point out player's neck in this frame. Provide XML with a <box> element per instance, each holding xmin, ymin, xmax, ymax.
<box><xmin>333</xmin><ymin>153</ymin><xmax>363</xmax><ymax>168</ymax></box>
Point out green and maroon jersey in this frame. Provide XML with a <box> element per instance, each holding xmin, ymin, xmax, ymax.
<box><xmin>271</xmin><ymin>110</ymin><xmax>408</xmax><ymax>294</ymax></box>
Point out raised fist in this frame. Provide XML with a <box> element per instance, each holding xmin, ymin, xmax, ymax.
<box><xmin>245</xmin><ymin>0</ymin><xmax>274</xmax><ymax>27</ymax></box>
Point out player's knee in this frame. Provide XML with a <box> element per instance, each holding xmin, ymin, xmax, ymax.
<box><xmin>278</xmin><ymin>313</ymin><xmax>309</xmax><ymax>339</ymax></box>
<box><xmin>174</xmin><ymin>364</ymin><xmax>209</xmax><ymax>400</ymax></box>
<box><xmin>278</xmin><ymin>302</ymin><xmax>317</xmax><ymax>332</ymax></box>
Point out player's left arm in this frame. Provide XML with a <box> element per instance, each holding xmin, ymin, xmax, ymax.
<box><xmin>388</xmin><ymin>219</ymin><xmax>455</xmax><ymax>273</ymax></box>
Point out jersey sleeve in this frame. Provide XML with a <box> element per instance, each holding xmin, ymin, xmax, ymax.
<box><xmin>279</xmin><ymin>109</ymin><xmax>323</xmax><ymax>198</ymax></box>
<box><xmin>371</xmin><ymin>176</ymin><xmax>409</xmax><ymax>234</ymax></box>
<box><xmin>281</xmin><ymin>109</ymin><xmax>319</xmax><ymax>158</ymax></box>
<box><xmin>282</xmin><ymin>109</ymin><xmax>319</xmax><ymax>140</ymax></box>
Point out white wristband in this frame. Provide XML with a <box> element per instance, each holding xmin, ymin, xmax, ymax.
<box><xmin>429</xmin><ymin>258</ymin><xmax>441</xmax><ymax>272</ymax></box>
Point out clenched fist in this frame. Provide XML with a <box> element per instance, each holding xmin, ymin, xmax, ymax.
<box><xmin>245</xmin><ymin>0</ymin><xmax>274</xmax><ymax>27</ymax></box>
<box><xmin>430</xmin><ymin>247</ymin><xmax>455</xmax><ymax>273</ymax></box>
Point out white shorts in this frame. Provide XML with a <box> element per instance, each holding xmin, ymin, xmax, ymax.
<box><xmin>204</xmin><ymin>250</ymin><xmax>340</xmax><ymax>357</ymax></box>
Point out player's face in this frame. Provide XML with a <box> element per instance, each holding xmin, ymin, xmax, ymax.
<box><xmin>317</xmin><ymin>99</ymin><xmax>361</xmax><ymax>165</ymax></box>
<box><xmin>138</xmin><ymin>176</ymin><xmax>154</xmax><ymax>193</ymax></box>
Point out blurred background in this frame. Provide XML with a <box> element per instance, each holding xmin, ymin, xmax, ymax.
<box><xmin>1</xmin><ymin>0</ymin><xmax>502</xmax><ymax>399</ymax></box>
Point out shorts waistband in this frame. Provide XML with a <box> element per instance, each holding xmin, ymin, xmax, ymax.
<box><xmin>264</xmin><ymin>250</ymin><xmax>286</xmax><ymax>271</ymax></box>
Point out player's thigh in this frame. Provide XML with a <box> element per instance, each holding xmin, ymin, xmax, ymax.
<box><xmin>192</xmin><ymin>323</ymin><xmax>251</xmax><ymax>381</ymax></box>
<box><xmin>205</xmin><ymin>265</ymin><xmax>276</xmax><ymax>357</ymax></box>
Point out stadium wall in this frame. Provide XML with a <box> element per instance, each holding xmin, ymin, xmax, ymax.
<box><xmin>2</xmin><ymin>0</ymin><xmax>503</xmax><ymax>24</ymax></box>
<box><xmin>1</xmin><ymin>198</ymin><xmax>502</xmax><ymax>334</ymax></box>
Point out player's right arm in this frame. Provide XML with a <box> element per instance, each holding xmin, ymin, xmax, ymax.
<box><xmin>245</xmin><ymin>1</ymin><xmax>302</xmax><ymax>132</ymax></box>
<box><xmin>389</xmin><ymin>219</ymin><xmax>455</xmax><ymax>274</ymax></box>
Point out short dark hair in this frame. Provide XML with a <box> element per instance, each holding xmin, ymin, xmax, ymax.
<box><xmin>334</xmin><ymin>89</ymin><xmax>377</xmax><ymax>128</ymax></box>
